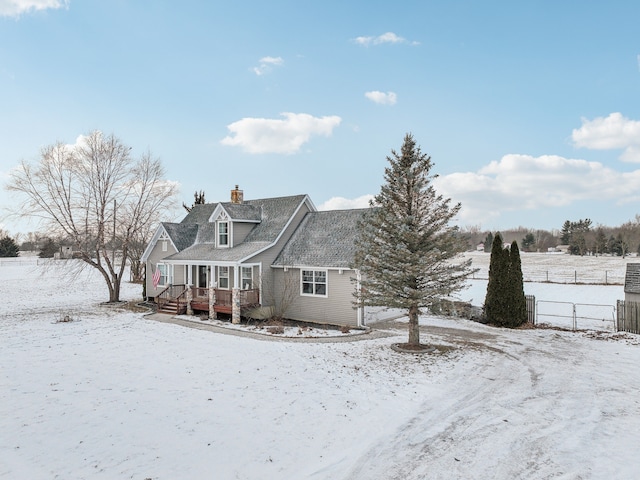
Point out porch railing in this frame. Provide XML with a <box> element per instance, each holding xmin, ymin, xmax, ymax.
<box><xmin>189</xmin><ymin>287</ymin><xmax>260</xmax><ymax>309</ymax></box>
<box><xmin>157</xmin><ymin>284</ymin><xmax>187</xmax><ymax>312</ymax></box>
<box><xmin>161</xmin><ymin>285</ymin><xmax>260</xmax><ymax>313</ymax></box>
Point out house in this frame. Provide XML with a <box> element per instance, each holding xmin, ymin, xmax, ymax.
<box><xmin>141</xmin><ymin>186</ymin><xmax>367</xmax><ymax>327</ymax></box>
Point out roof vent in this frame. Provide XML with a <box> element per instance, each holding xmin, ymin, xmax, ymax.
<box><xmin>231</xmin><ymin>185</ymin><xmax>243</xmax><ymax>204</ymax></box>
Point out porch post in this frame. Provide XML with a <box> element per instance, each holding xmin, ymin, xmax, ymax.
<box><xmin>209</xmin><ymin>280</ymin><xmax>217</xmax><ymax>320</ymax></box>
<box><xmin>232</xmin><ymin>288</ymin><xmax>240</xmax><ymax>324</ymax></box>
<box><xmin>232</xmin><ymin>264</ymin><xmax>240</xmax><ymax>324</ymax></box>
<box><xmin>186</xmin><ymin>285</ymin><xmax>193</xmax><ymax>316</ymax></box>
<box><xmin>184</xmin><ymin>264</ymin><xmax>193</xmax><ymax>315</ymax></box>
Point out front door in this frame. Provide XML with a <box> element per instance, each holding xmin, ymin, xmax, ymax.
<box><xmin>198</xmin><ymin>265</ymin><xmax>208</xmax><ymax>288</ymax></box>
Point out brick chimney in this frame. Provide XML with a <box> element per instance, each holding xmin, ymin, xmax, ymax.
<box><xmin>230</xmin><ymin>185</ymin><xmax>243</xmax><ymax>204</ymax></box>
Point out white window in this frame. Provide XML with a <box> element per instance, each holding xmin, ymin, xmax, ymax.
<box><xmin>241</xmin><ymin>266</ymin><xmax>253</xmax><ymax>290</ymax></box>
<box><xmin>301</xmin><ymin>270</ymin><xmax>327</xmax><ymax>296</ymax></box>
<box><xmin>218</xmin><ymin>266</ymin><xmax>229</xmax><ymax>289</ymax></box>
<box><xmin>218</xmin><ymin>222</ymin><xmax>229</xmax><ymax>247</ymax></box>
<box><xmin>157</xmin><ymin>263</ymin><xmax>172</xmax><ymax>286</ymax></box>
<box><xmin>161</xmin><ymin>240</ymin><xmax>167</xmax><ymax>252</ymax></box>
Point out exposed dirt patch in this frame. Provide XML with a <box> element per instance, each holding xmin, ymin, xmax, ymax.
<box><xmin>392</xmin><ymin>343</ymin><xmax>458</xmax><ymax>355</ymax></box>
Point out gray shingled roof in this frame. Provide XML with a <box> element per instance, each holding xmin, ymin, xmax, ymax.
<box><xmin>194</xmin><ymin>223</ymin><xmax>217</xmax><ymax>244</ymax></box>
<box><xmin>158</xmin><ymin>194</ymin><xmax>309</xmax><ymax>263</ymax></box>
<box><xmin>180</xmin><ymin>204</ymin><xmax>216</xmax><ymax>224</ymax></box>
<box><xmin>243</xmin><ymin>195</ymin><xmax>308</xmax><ymax>242</ymax></box>
<box><xmin>162</xmin><ymin>222</ymin><xmax>198</xmax><ymax>252</ymax></box>
<box><xmin>273</xmin><ymin>209</ymin><xmax>367</xmax><ymax>268</ymax></box>
<box><xmin>220</xmin><ymin>203</ymin><xmax>261</xmax><ymax>222</ymax></box>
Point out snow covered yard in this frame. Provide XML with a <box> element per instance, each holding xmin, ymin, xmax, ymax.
<box><xmin>2</xmin><ymin>260</ymin><xmax>640</xmax><ymax>479</ymax></box>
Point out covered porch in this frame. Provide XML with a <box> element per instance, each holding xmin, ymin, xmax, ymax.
<box><xmin>156</xmin><ymin>261</ymin><xmax>263</xmax><ymax>323</ymax></box>
<box><xmin>190</xmin><ymin>286</ymin><xmax>260</xmax><ymax>314</ymax></box>
<box><xmin>156</xmin><ymin>285</ymin><xmax>260</xmax><ymax>316</ymax></box>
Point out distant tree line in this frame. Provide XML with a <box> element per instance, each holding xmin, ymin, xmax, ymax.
<box><xmin>461</xmin><ymin>215</ymin><xmax>640</xmax><ymax>257</ymax></box>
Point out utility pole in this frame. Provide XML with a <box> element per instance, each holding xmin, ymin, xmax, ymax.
<box><xmin>112</xmin><ymin>199</ymin><xmax>116</xmax><ymax>267</ymax></box>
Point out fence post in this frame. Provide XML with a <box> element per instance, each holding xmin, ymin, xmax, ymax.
<box><xmin>572</xmin><ymin>303</ymin><xmax>577</xmax><ymax>331</ymax></box>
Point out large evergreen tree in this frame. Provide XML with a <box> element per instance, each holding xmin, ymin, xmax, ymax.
<box><xmin>353</xmin><ymin>134</ymin><xmax>474</xmax><ymax>347</ymax></box>
<box><xmin>0</xmin><ymin>236</ymin><xmax>20</xmax><ymax>257</ymax></box>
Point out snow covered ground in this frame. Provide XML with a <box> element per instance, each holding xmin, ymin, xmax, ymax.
<box><xmin>2</xmin><ymin>258</ymin><xmax>640</xmax><ymax>479</ymax></box>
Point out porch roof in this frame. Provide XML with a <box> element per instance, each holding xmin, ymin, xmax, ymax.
<box><xmin>162</xmin><ymin>241</ymin><xmax>271</xmax><ymax>264</ymax></box>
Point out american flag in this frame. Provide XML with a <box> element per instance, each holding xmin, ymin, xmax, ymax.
<box><xmin>152</xmin><ymin>267</ymin><xmax>161</xmax><ymax>288</ymax></box>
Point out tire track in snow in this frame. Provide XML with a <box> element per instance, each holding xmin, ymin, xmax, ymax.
<box><xmin>343</xmin><ymin>329</ymin><xmax>597</xmax><ymax>480</ymax></box>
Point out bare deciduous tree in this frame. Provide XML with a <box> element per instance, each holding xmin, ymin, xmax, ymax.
<box><xmin>6</xmin><ymin>130</ymin><xmax>178</xmax><ymax>302</ymax></box>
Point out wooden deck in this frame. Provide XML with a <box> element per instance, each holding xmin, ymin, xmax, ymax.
<box><xmin>157</xmin><ymin>285</ymin><xmax>260</xmax><ymax>315</ymax></box>
<box><xmin>188</xmin><ymin>287</ymin><xmax>260</xmax><ymax>314</ymax></box>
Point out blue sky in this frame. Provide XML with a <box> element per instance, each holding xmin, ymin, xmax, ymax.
<box><xmin>1</xmin><ymin>0</ymin><xmax>640</xmax><ymax>236</ymax></box>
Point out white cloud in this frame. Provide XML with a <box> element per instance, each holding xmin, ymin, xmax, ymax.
<box><xmin>571</xmin><ymin>112</ymin><xmax>640</xmax><ymax>162</ymax></box>
<box><xmin>365</xmin><ymin>91</ymin><xmax>397</xmax><ymax>105</ymax></box>
<box><xmin>252</xmin><ymin>56</ymin><xmax>284</xmax><ymax>76</ymax></box>
<box><xmin>220</xmin><ymin>112</ymin><xmax>341</xmax><ymax>154</ymax></box>
<box><xmin>318</xmin><ymin>194</ymin><xmax>374</xmax><ymax>211</ymax></box>
<box><xmin>353</xmin><ymin>32</ymin><xmax>418</xmax><ymax>47</ymax></box>
<box><xmin>434</xmin><ymin>153</ymin><xmax>640</xmax><ymax>226</ymax></box>
<box><xmin>0</xmin><ymin>0</ymin><xmax>68</xmax><ymax>17</ymax></box>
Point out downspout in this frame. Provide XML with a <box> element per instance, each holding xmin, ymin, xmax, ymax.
<box><xmin>356</xmin><ymin>270</ymin><xmax>364</xmax><ymax>327</ymax></box>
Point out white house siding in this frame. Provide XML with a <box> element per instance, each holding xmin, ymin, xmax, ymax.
<box><xmin>146</xmin><ymin>240</ymin><xmax>178</xmax><ymax>298</ymax></box>
<box><xmin>274</xmin><ymin>269</ymin><xmax>358</xmax><ymax>327</ymax></box>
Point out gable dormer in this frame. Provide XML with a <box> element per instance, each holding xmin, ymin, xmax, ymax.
<box><xmin>208</xmin><ymin>201</ymin><xmax>262</xmax><ymax>248</ymax></box>
<box><xmin>208</xmin><ymin>208</ymin><xmax>231</xmax><ymax>248</ymax></box>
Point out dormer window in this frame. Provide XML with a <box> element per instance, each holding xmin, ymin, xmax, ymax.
<box><xmin>218</xmin><ymin>221</ymin><xmax>229</xmax><ymax>247</ymax></box>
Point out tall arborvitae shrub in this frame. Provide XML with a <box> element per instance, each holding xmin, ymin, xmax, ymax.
<box><xmin>484</xmin><ymin>233</ymin><xmax>508</xmax><ymax>325</ymax></box>
<box><xmin>507</xmin><ymin>240</ymin><xmax>527</xmax><ymax>327</ymax></box>
<box><xmin>484</xmin><ymin>235</ymin><xmax>528</xmax><ymax>327</ymax></box>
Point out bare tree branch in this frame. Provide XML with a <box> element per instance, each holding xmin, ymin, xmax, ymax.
<box><xmin>6</xmin><ymin>130</ymin><xmax>178</xmax><ymax>302</ymax></box>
